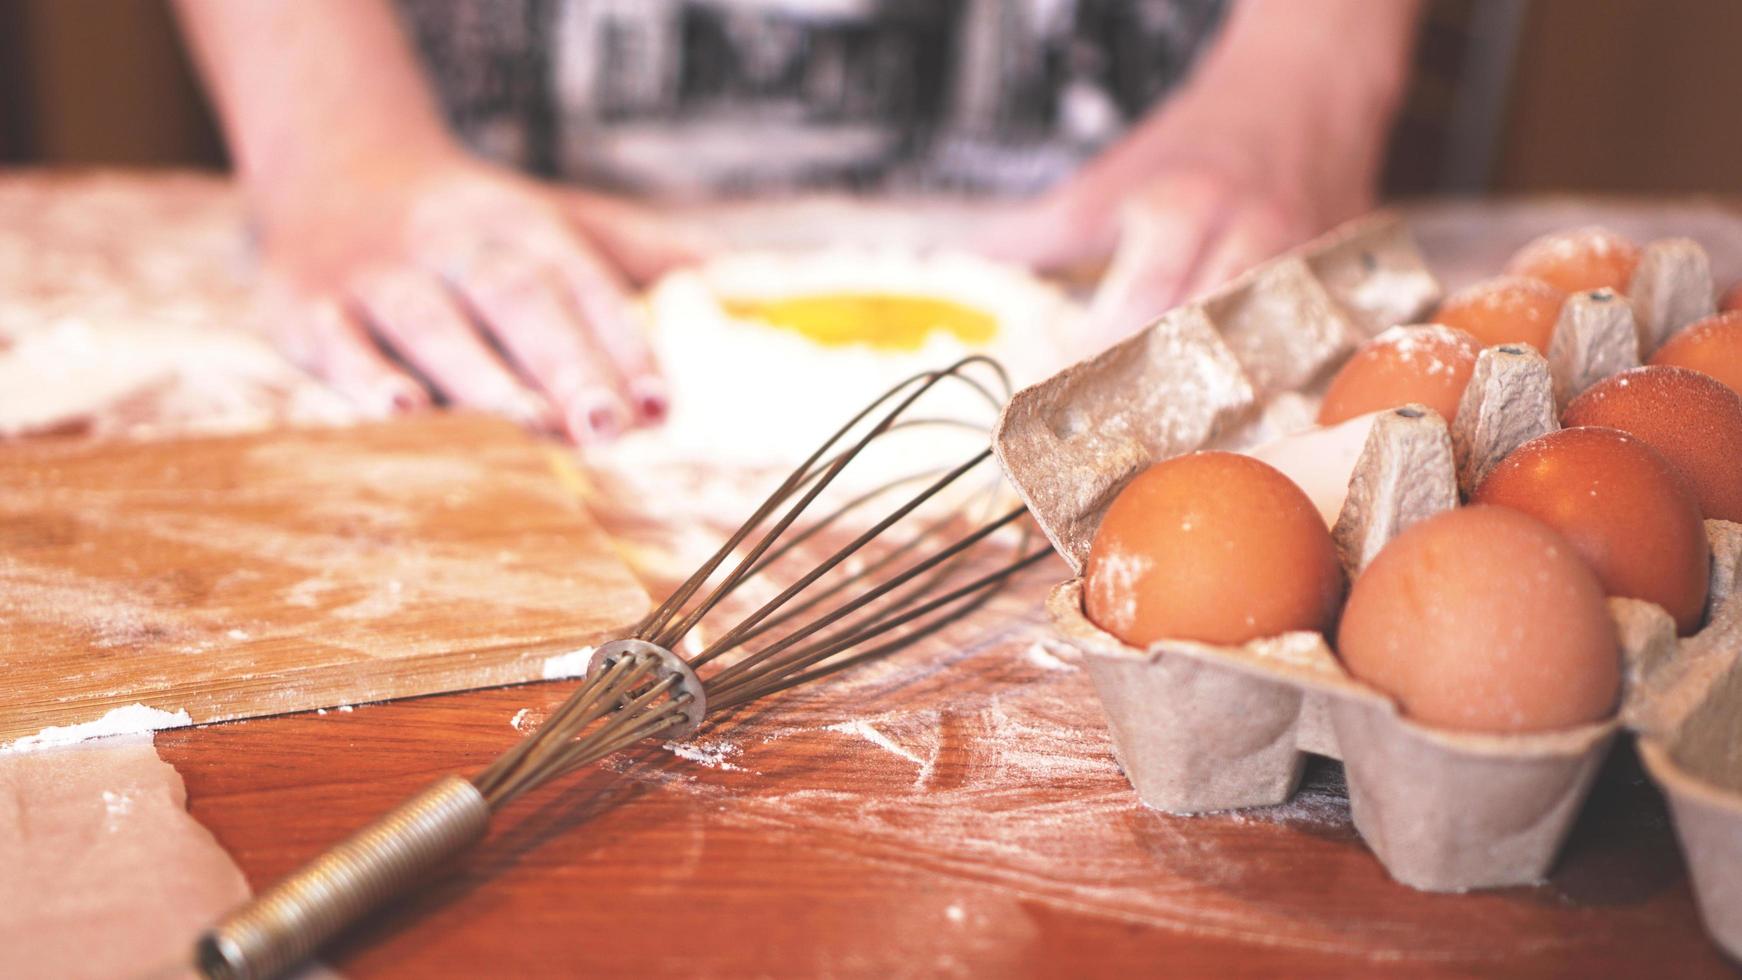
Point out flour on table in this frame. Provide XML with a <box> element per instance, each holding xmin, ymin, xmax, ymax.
<box><xmin>1022</xmin><ymin>642</ymin><xmax>1076</xmax><ymax>672</ymax></box>
<box><xmin>663</xmin><ymin>738</ymin><xmax>747</xmax><ymax>772</ymax></box>
<box><xmin>825</xmin><ymin>718</ymin><xmax>936</xmax><ymax>789</ymax></box>
<box><xmin>541</xmin><ymin>647</ymin><xmax>596</xmax><ymax>680</ymax></box>
<box><xmin>1</xmin><ymin>704</ymin><xmax>192</xmax><ymax>754</ymax></box>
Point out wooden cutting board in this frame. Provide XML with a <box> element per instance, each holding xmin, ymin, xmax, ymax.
<box><xmin>0</xmin><ymin>413</ymin><xmax>651</xmax><ymax>744</ymax></box>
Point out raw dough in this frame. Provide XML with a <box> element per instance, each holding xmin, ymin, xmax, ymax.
<box><xmin>0</xmin><ymin>736</ymin><xmax>245</xmax><ymax>979</ymax></box>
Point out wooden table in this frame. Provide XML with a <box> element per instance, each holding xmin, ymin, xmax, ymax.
<box><xmin>8</xmin><ymin>174</ymin><xmax>1742</xmax><ymax>977</ymax></box>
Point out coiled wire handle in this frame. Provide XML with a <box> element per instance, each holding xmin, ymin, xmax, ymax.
<box><xmin>196</xmin><ymin>775</ymin><xmax>490</xmax><ymax>980</ymax></box>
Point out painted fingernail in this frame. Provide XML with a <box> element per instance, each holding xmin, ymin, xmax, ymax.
<box><xmin>367</xmin><ymin>378</ymin><xmax>427</xmax><ymax>417</ymax></box>
<box><xmin>568</xmin><ymin>393</ymin><xmax>627</xmax><ymax>444</ymax></box>
<box><xmin>628</xmin><ymin>375</ymin><xmax>669</xmax><ymax>424</ymax></box>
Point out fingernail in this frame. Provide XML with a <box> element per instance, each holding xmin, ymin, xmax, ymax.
<box><xmin>568</xmin><ymin>393</ymin><xmax>627</xmax><ymax>444</ymax></box>
<box><xmin>365</xmin><ymin>379</ymin><xmax>427</xmax><ymax>417</ymax></box>
<box><xmin>628</xmin><ymin>375</ymin><xmax>669</xmax><ymax>424</ymax></box>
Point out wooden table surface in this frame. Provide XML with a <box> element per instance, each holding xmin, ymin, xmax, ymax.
<box><xmin>8</xmin><ymin>174</ymin><xmax>1742</xmax><ymax>977</ymax></box>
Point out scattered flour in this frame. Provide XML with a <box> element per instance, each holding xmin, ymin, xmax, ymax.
<box><xmin>100</xmin><ymin>789</ymin><xmax>134</xmax><ymax>823</ymax></box>
<box><xmin>663</xmin><ymin>739</ymin><xmax>747</xmax><ymax>772</ymax></box>
<box><xmin>1</xmin><ymin>704</ymin><xmax>193</xmax><ymax>753</ymax></box>
<box><xmin>509</xmin><ymin>708</ymin><xmax>542</xmax><ymax>734</ymax></box>
<box><xmin>825</xmin><ymin>718</ymin><xmax>935</xmax><ymax>789</ymax></box>
<box><xmin>1210</xmin><ymin>761</ymin><xmax>1352</xmax><ymax>830</ymax></box>
<box><xmin>1022</xmin><ymin>642</ymin><xmax>1075</xmax><ymax>672</ymax></box>
<box><xmin>1085</xmin><ymin>551</ymin><xmax>1150</xmax><ymax>633</ymax></box>
<box><xmin>541</xmin><ymin>647</ymin><xmax>596</xmax><ymax>680</ymax></box>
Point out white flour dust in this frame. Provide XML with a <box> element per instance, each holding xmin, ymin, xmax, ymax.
<box><xmin>824</xmin><ymin>718</ymin><xmax>936</xmax><ymax>788</ymax></box>
<box><xmin>1022</xmin><ymin>642</ymin><xmax>1076</xmax><ymax>672</ymax></box>
<box><xmin>662</xmin><ymin>738</ymin><xmax>748</xmax><ymax>772</ymax></box>
<box><xmin>541</xmin><ymin>648</ymin><xmax>596</xmax><ymax>680</ymax></box>
<box><xmin>1</xmin><ymin>704</ymin><xmax>193</xmax><ymax>754</ymax></box>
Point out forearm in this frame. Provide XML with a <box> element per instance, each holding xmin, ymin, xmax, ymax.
<box><xmin>1070</xmin><ymin>0</ymin><xmax>1423</xmax><ymax>211</ymax></box>
<box><xmin>174</xmin><ymin>0</ymin><xmax>458</xmax><ymax>194</ymax></box>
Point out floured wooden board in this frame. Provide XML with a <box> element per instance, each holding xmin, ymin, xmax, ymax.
<box><xmin>0</xmin><ymin>413</ymin><xmax>650</xmax><ymax>744</ymax></box>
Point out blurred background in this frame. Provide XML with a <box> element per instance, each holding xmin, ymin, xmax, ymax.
<box><xmin>0</xmin><ymin>0</ymin><xmax>1737</xmax><ymax>198</ymax></box>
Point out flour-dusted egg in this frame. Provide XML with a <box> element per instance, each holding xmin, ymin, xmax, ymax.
<box><xmin>1506</xmin><ymin>226</ymin><xmax>1641</xmax><ymax>294</ymax></box>
<box><xmin>1317</xmin><ymin>324</ymin><xmax>1480</xmax><ymax>425</ymax></box>
<box><xmin>1433</xmin><ymin>276</ymin><xmax>1565</xmax><ymax>352</ymax></box>
<box><xmin>1650</xmin><ymin>310</ymin><xmax>1742</xmax><ymax>398</ymax></box>
<box><xmin>1563</xmin><ymin>365</ymin><xmax>1742</xmax><ymax>522</ymax></box>
<box><xmin>1475</xmin><ymin>427</ymin><xmax>1710</xmax><ymax>634</ymax></box>
<box><xmin>1337</xmin><ymin>506</ymin><xmax>1619</xmax><ymax>733</ymax></box>
<box><xmin>1083</xmin><ymin>452</ymin><xmax>1344</xmax><ymax>647</ymax></box>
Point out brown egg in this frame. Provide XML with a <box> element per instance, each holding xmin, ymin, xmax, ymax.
<box><xmin>1719</xmin><ymin>280</ymin><xmax>1742</xmax><ymax>313</ymax></box>
<box><xmin>1433</xmin><ymin>276</ymin><xmax>1565</xmax><ymax>351</ymax></box>
<box><xmin>1651</xmin><ymin>310</ymin><xmax>1742</xmax><ymax>398</ymax></box>
<box><xmin>1506</xmin><ymin>226</ymin><xmax>1641</xmax><ymax>294</ymax></box>
<box><xmin>1562</xmin><ymin>365</ymin><xmax>1742</xmax><ymax>522</ymax></box>
<box><xmin>1474</xmin><ymin>427</ymin><xmax>1709</xmax><ymax>634</ymax></box>
<box><xmin>1083</xmin><ymin>452</ymin><xmax>1344</xmax><ymax>647</ymax></box>
<box><xmin>1318</xmin><ymin>324</ymin><xmax>1481</xmax><ymax>425</ymax></box>
<box><xmin>1337</xmin><ymin>506</ymin><xmax>1619</xmax><ymax>733</ymax></box>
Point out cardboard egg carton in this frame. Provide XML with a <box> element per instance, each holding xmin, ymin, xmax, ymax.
<box><xmin>995</xmin><ymin>214</ymin><xmax>1742</xmax><ymax>953</ymax></box>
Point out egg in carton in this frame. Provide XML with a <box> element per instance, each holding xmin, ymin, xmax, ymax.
<box><xmin>995</xmin><ymin>213</ymin><xmax>1742</xmax><ymax>934</ymax></box>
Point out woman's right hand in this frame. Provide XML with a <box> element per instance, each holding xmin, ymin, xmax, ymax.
<box><xmin>253</xmin><ymin>149</ymin><xmax>706</xmax><ymax>443</ymax></box>
<box><xmin>175</xmin><ymin>0</ymin><xmax>708</xmax><ymax>443</ymax></box>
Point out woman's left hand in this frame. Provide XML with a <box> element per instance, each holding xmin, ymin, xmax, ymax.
<box><xmin>976</xmin><ymin>0</ymin><xmax>1419</xmax><ymax>359</ymax></box>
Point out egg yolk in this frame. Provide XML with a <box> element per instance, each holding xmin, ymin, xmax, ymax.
<box><xmin>1506</xmin><ymin>226</ymin><xmax>1641</xmax><ymax>294</ymax></box>
<box><xmin>1563</xmin><ymin>365</ymin><xmax>1742</xmax><ymax>523</ymax></box>
<box><xmin>726</xmin><ymin>293</ymin><xmax>998</xmax><ymax>351</ymax></box>
<box><xmin>1318</xmin><ymin>325</ymin><xmax>1481</xmax><ymax>425</ymax></box>
<box><xmin>1474</xmin><ymin>426</ymin><xmax>1710</xmax><ymax>634</ymax></box>
<box><xmin>1337</xmin><ymin>505</ymin><xmax>1619</xmax><ymax>733</ymax></box>
<box><xmin>1083</xmin><ymin>452</ymin><xmax>1344</xmax><ymax>648</ymax></box>
<box><xmin>1433</xmin><ymin>276</ymin><xmax>1565</xmax><ymax>352</ymax></box>
<box><xmin>1650</xmin><ymin>310</ymin><xmax>1742</xmax><ymax>399</ymax></box>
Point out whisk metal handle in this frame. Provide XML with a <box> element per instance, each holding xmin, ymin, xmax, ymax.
<box><xmin>196</xmin><ymin>774</ymin><xmax>490</xmax><ymax>980</ymax></box>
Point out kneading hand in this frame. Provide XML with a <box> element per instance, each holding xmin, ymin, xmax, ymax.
<box><xmin>976</xmin><ymin>0</ymin><xmax>1418</xmax><ymax>360</ymax></box>
<box><xmin>254</xmin><ymin>152</ymin><xmax>708</xmax><ymax>442</ymax></box>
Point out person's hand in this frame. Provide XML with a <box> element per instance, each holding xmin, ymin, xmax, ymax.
<box><xmin>252</xmin><ymin>150</ymin><xmax>708</xmax><ymax>442</ymax></box>
<box><xmin>1058</xmin><ymin>107</ymin><xmax>1366</xmax><ymax>358</ymax></box>
<box><xmin>975</xmin><ymin>0</ymin><xmax>1415</xmax><ymax>359</ymax></box>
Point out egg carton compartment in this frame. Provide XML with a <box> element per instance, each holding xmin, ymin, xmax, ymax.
<box><xmin>995</xmin><ymin>215</ymin><xmax>1742</xmax><ymax>943</ymax></box>
<box><xmin>994</xmin><ymin>212</ymin><xmax>1440</xmax><ymax>571</ymax></box>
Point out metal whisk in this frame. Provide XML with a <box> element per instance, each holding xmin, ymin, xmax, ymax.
<box><xmin>196</xmin><ymin>356</ymin><xmax>1053</xmax><ymax>980</ymax></box>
